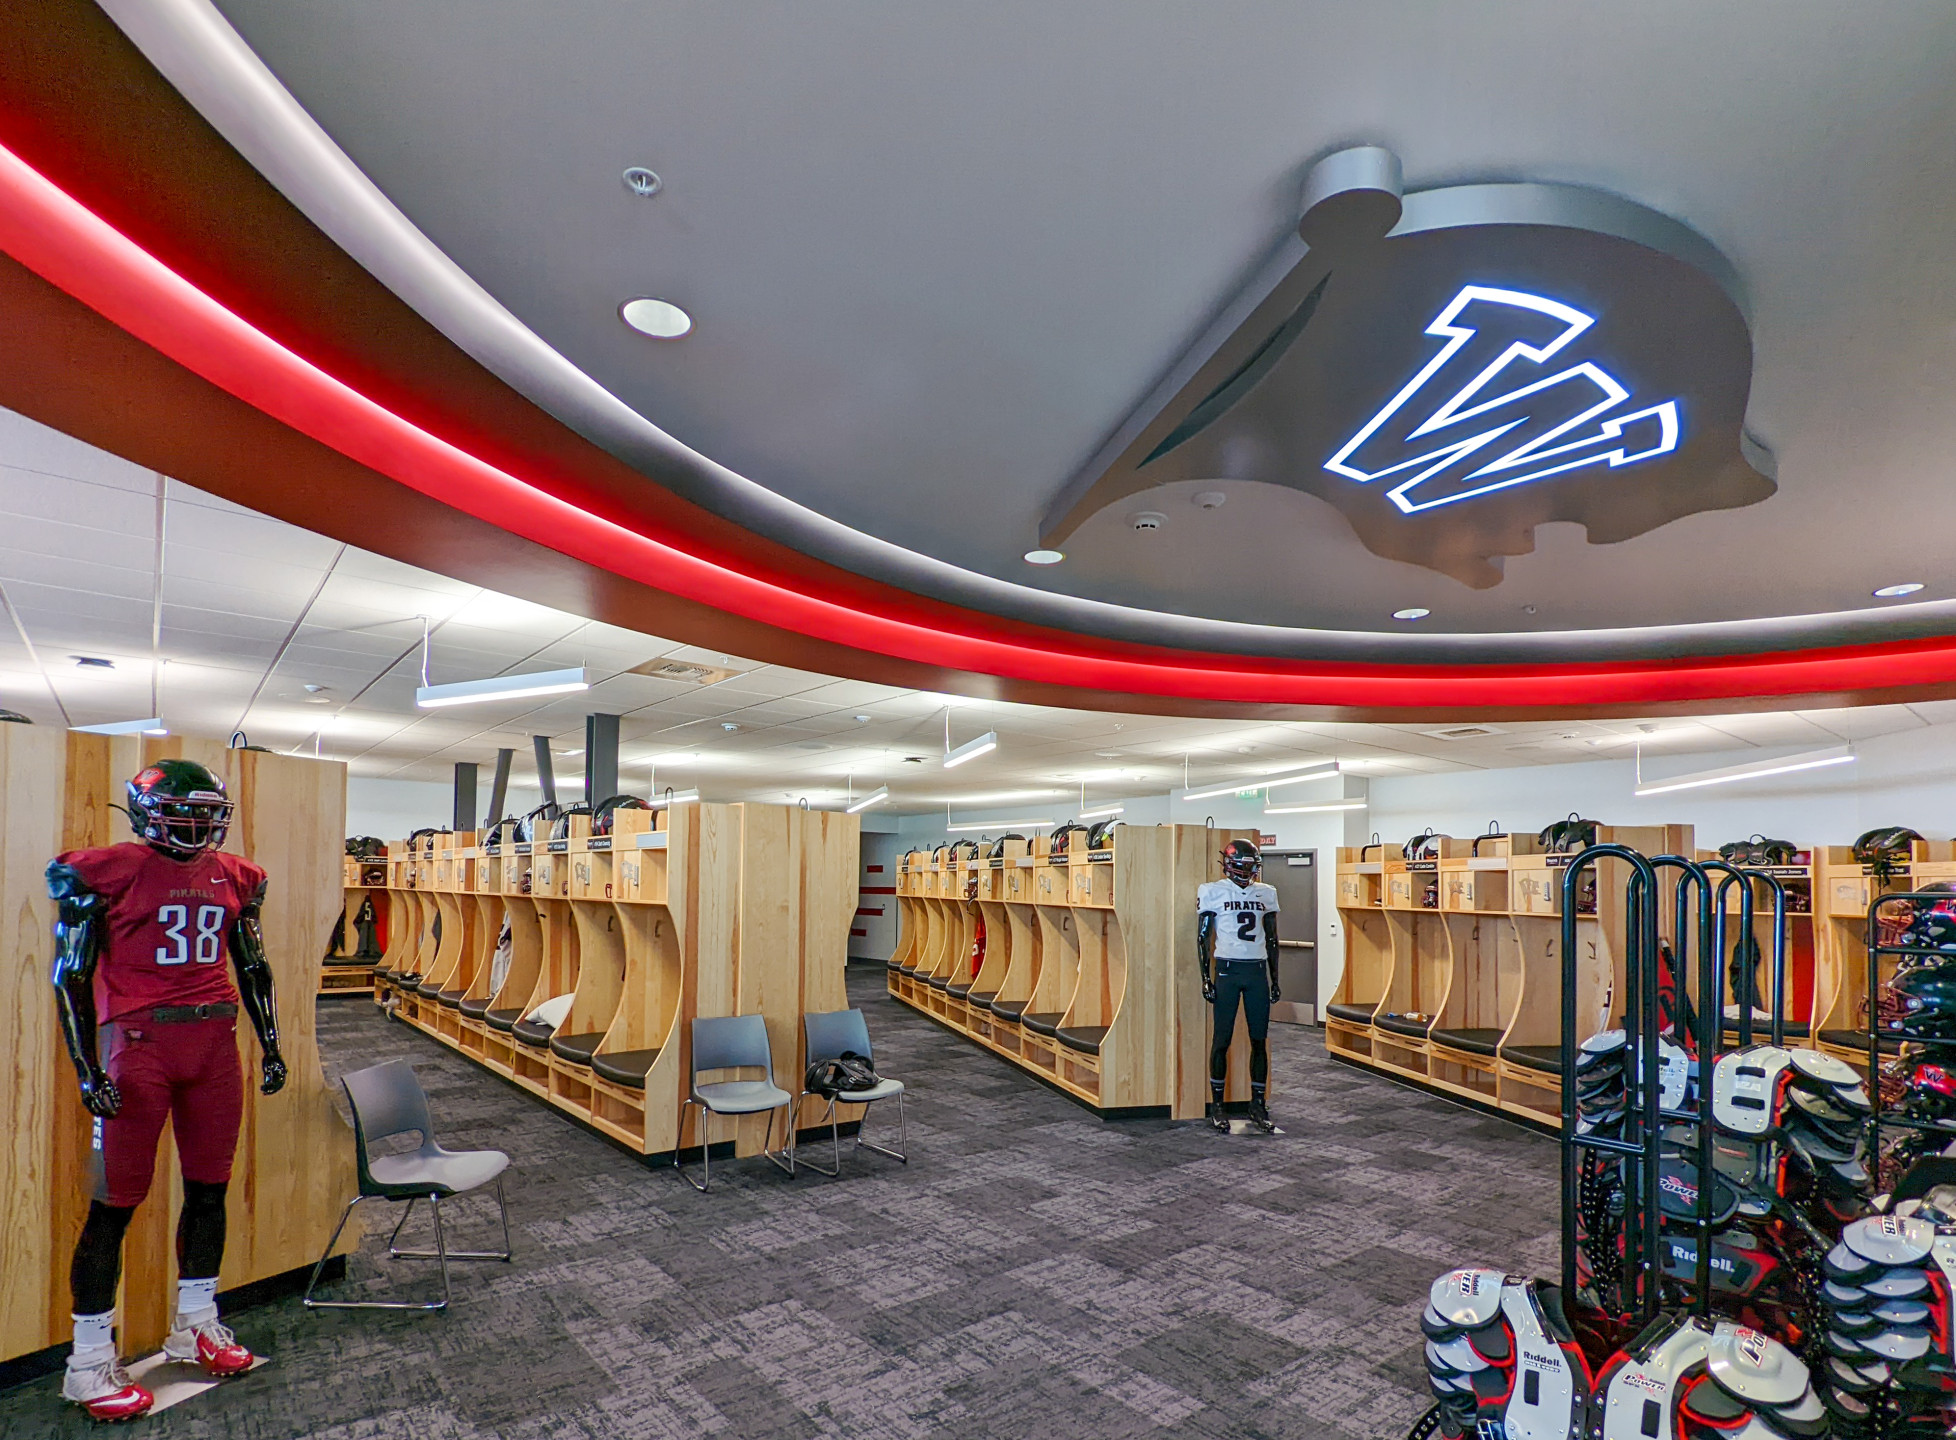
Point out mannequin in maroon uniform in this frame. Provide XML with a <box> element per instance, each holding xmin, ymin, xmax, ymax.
<box><xmin>49</xmin><ymin>759</ymin><xmax>286</xmax><ymax>1421</ymax></box>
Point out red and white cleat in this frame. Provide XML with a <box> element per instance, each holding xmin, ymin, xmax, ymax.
<box><xmin>162</xmin><ymin>1316</ymin><xmax>254</xmax><ymax>1377</ymax></box>
<box><xmin>62</xmin><ymin>1357</ymin><xmax>154</xmax><ymax>1422</ymax></box>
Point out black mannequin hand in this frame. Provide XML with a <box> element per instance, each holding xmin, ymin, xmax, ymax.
<box><xmin>79</xmin><ymin>1070</ymin><xmax>121</xmax><ymax>1118</ymax></box>
<box><xmin>1201</xmin><ymin>979</ymin><xmax>1216</xmax><ymax>1003</ymax></box>
<box><xmin>260</xmin><ymin>1055</ymin><xmax>288</xmax><ymax>1096</ymax></box>
<box><xmin>1269</xmin><ymin>981</ymin><xmax>1282</xmax><ymax>1003</ymax></box>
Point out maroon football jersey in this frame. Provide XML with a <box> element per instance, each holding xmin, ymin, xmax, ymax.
<box><xmin>57</xmin><ymin>843</ymin><xmax>267</xmax><ymax>1024</ymax></box>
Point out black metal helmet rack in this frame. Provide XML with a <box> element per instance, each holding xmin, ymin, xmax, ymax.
<box><xmin>1865</xmin><ymin>887</ymin><xmax>1956</xmax><ymax>1195</ymax></box>
<box><xmin>1558</xmin><ymin>846</ymin><xmax>1721</xmax><ymax>1327</ymax></box>
<box><xmin>1700</xmin><ymin>860</ymin><xmax>1792</xmax><ymax>1051</ymax></box>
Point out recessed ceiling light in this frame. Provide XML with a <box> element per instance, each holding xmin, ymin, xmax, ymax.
<box><xmin>1023</xmin><ymin>549</ymin><xmax>1065</xmax><ymax>565</ymax></box>
<box><xmin>853</xmin><ymin>714</ymin><xmax>871</xmax><ymax>724</ymax></box>
<box><xmin>720</xmin><ymin>722</ymin><xmax>740</xmax><ymax>732</ymax></box>
<box><xmin>1873</xmin><ymin>583</ymin><xmax>1924</xmax><ymax>598</ymax></box>
<box><xmin>1193</xmin><ymin>491</ymin><xmax>1227</xmax><ymax>510</ymax></box>
<box><xmin>1393</xmin><ymin>608</ymin><xmax>1431</xmax><ymax>621</ymax></box>
<box><xmin>620</xmin><ymin>297</ymin><xmax>693</xmax><ymax>339</ymax></box>
<box><xmin>621</xmin><ymin>166</ymin><xmax>663</xmax><ymax>198</ymax></box>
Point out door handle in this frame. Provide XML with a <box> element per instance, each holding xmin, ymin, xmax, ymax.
<box><xmin>1278</xmin><ymin>940</ymin><xmax>1315</xmax><ymax>949</ymax></box>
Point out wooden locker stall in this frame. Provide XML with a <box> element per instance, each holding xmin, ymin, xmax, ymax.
<box><xmin>887</xmin><ymin>823</ymin><xmax>1254</xmax><ymax>1119</ymax></box>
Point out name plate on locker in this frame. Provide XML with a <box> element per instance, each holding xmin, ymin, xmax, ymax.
<box><xmin>587</xmin><ymin>837</ymin><xmax>612</xmax><ymax>852</ymax></box>
<box><xmin>482</xmin><ymin>844</ymin><xmax>500</xmax><ymax>857</ymax></box>
<box><xmin>547</xmin><ymin>839</ymin><xmax>570</xmax><ymax>853</ymax></box>
<box><xmin>1753</xmin><ymin>865</ymin><xmax>1808</xmax><ymax>879</ymax></box>
<box><xmin>1087</xmin><ymin>849</ymin><xmax>1113</xmax><ymax>862</ymax></box>
<box><xmin>1407</xmin><ymin>859</ymin><xmax>1437</xmax><ymax>873</ymax></box>
<box><xmin>514</xmin><ymin>843</ymin><xmax>532</xmax><ymax>856</ymax></box>
<box><xmin>989</xmin><ymin>858</ymin><xmax>1005</xmax><ymax>869</ymax></box>
<box><xmin>1048</xmin><ymin>855</ymin><xmax>1071</xmax><ymax>866</ymax></box>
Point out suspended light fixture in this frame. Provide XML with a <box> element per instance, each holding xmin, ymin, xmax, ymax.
<box><xmin>1632</xmin><ymin>746</ymin><xmax>1854</xmax><ymax>797</ymax></box>
<box><xmin>943</xmin><ymin>730</ymin><xmax>998</xmax><ymax>769</ymax></box>
<box><xmin>1264</xmin><ymin>798</ymin><xmax>1367</xmax><ymax>815</ymax></box>
<box><xmin>648</xmin><ymin>788</ymin><xmax>700</xmax><ymax>809</ymax></box>
<box><xmin>1174</xmin><ymin>759</ymin><xmax>1337</xmax><ymax>803</ymax></box>
<box><xmin>846</xmin><ymin>786</ymin><xmax>890</xmax><ymax>814</ymax></box>
<box><xmin>416</xmin><ymin>666</ymin><xmax>591</xmax><ymax>709</ymax></box>
<box><xmin>75</xmin><ymin>716</ymin><xmax>168</xmax><ymax>736</ymax></box>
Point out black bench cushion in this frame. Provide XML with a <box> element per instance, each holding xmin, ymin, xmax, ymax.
<box><xmin>1430</xmin><ymin>1027</ymin><xmax>1504</xmax><ymax>1057</ymax></box>
<box><xmin>415</xmin><ymin>977</ymin><xmax>445</xmax><ymax>995</ymax></box>
<box><xmin>437</xmin><ymin>988</ymin><xmax>465</xmax><ymax>1008</ymax></box>
<box><xmin>1022</xmin><ymin>1011</ymin><xmax>1065</xmax><ymax>1037</ymax></box>
<box><xmin>1057</xmin><ymin>1025</ymin><xmax>1109</xmax><ymax>1055</ymax></box>
<box><xmin>947</xmin><ymin>982</ymin><xmax>973</xmax><ymax>998</ymax></box>
<box><xmin>485</xmin><ymin>1007</ymin><xmax>523</xmax><ymax>1033</ymax></box>
<box><xmin>989</xmin><ymin>998</ymin><xmax>1028</xmax><ymax>1021</ymax></box>
<box><xmin>1819</xmin><ymin>1029</ymin><xmax>1900</xmax><ymax>1055</ymax></box>
<box><xmin>393</xmin><ymin>973</ymin><xmax>422</xmax><ymax>989</ymax></box>
<box><xmin>1502</xmin><ymin>1045</ymin><xmax>1565</xmax><ymax>1076</ymax></box>
<box><xmin>513</xmin><ymin>1017</ymin><xmax>555</xmax><ymax>1048</ymax></box>
<box><xmin>925</xmin><ymin>975</ymin><xmax>951</xmax><ymax>991</ymax></box>
<box><xmin>591</xmin><ymin>1048</ymin><xmax>660</xmax><ymax>1089</ymax></box>
<box><xmin>1325</xmin><ymin>1002</ymin><xmax>1377</xmax><ymax>1026</ymax></box>
<box><xmin>549</xmin><ymin>1031</ymin><xmax>605</xmax><ymax>1066</ymax></box>
<box><xmin>459</xmin><ymin>996</ymin><xmax>492</xmax><ymax>1020</ymax></box>
<box><xmin>323</xmin><ymin>957</ymin><xmax>372</xmax><ymax>969</ymax></box>
<box><xmin>967</xmin><ymin>992</ymin><xmax>1001</xmax><ymax>1009</ymax></box>
<box><xmin>885</xmin><ymin>958</ymin><xmax>903</xmax><ymax>970</ymax></box>
<box><xmin>1375</xmin><ymin>1013</ymin><xmax>1431</xmax><ymax>1040</ymax></box>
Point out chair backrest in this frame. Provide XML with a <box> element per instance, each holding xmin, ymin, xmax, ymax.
<box><xmin>341</xmin><ymin>1060</ymin><xmax>437</xmax><ymax>1195</ymax></box>
<box><xmin>803</xmin><ymin>1008</ymin><xmax>873</xmax><ymax>1066</ymax></box>
<box><xmin>691</xmin><ymin>1013</ymin><xmax>774</xmax><ymax>1082</ymax></box>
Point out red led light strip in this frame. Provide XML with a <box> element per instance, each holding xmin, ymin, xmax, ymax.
<box><xmin>0</xmin><ymin>136</ymin><xmax>1952</xmax><ymax>710</ymax></box>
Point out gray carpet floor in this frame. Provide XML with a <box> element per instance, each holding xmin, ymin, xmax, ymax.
<box><xmin>1</xmin><ymin>968</ymin><xmax>1560</xmax><ymax>1439</ymax></box>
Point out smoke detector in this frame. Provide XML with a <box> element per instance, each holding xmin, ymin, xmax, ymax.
<box><xmin>720</xmin><ymin>722</ymin><xmax>740</xmax><ymax>732</ymax></box>
<box><xmin>1193</xmin><ymin>491</ymin><xmax>1227</xmax><ymax>510</ymax></box>
<box><xmin>632</xmin><ymin>658</ymin><xmax>738</xmax><ymax>686</ymax></box>
<box><xmin>1128</xmin><ymin>511</ymin><xmax>1167</xmax><ymax>532</ymax></box>
<box><xmin>622</xmin><ymin>166</ymin><xmax>663</xmax><ymax>197</ymax></box>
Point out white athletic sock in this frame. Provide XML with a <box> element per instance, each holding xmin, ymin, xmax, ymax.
<box><xmin>174</xmin><ymin>1277</ymin><xmax>218</xmax><ymax>1328</ymax></box>
<box><xmin>70</xmin><ymin>1312</ymin><xmax>116</xmax><ymax>1366</ymax></box>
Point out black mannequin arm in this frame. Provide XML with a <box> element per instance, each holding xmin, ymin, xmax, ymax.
<box><xmin>1195</xmin><ymin>911</ymin><xmax>1218</xmax><ymax>1001</ymax></box>
<box><xmin>230</xmin><ymin>880</ymin><xmax>287</xmax><ymax>1095</ymax></box>
<box><xmin>1263</xmin><ymin>912</ymin><xmax>1281</xmax><ymax>1002</ymax></box>
<box><xmin>47</xmin><ymin>860</ymin><xmax>120</xmax><ymax>1117</ymax></box>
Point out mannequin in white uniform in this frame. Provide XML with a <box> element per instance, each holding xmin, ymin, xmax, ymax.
<box><xmin>1195</xmin><ymin>839</ymin><xmax>1280</xmax><ymax>1133</ymax></box>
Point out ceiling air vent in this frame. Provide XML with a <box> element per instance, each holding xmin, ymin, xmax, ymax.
<box><xmin>1421</xmin><ymin>724</ymin><xmax>1508</xmax><ymax>741</ymax></box>
<box><xmin>631</xmin><ymin>659</ymin><xmax>738</xmax><ymax>686</ymax></box>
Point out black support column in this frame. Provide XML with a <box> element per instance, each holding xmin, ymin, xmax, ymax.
<box><xmin>485</xmin><ymin>746</ymin><xmax>513</xmax><ymax>827</ymax></box>
<box><xmin>452</xmin><ymin>762</ymin><xmax>478</xmax><ymax>834</ymax></box>
<box><xmin>584</xmin><ymin>713</ymin><xmax>619</xmax><ymax>807</ymax></box>
<box><xmin>532</xmin><ymin>734</ymin><xmax>557</xmax><ymax>809</ymax></box>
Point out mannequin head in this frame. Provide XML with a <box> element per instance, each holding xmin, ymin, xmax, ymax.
<box><xmin>126</xmin><ymin>760</ymin><xmax>233</xmax><ymax>858</ymax></box>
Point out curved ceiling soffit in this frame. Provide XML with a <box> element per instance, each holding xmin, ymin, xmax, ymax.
<box><xmin>1046</xmin><ymin>146</ymin><xmax>1777</xmax><ymax>589</ymax></box>
<box><xmin>14</xmin><ymin>127</ymin><xmax>1956</xmax><ymax>715</ymax></box>
<box><xmin>98</xmin><ymin>0</ymin><xmax>1956</xmax><ymax>670</ymax></box>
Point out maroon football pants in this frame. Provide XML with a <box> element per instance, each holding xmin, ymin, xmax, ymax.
<box><xmin>94</xmin><ymin>1017</ymin><xmax>244</xmax><ymax>1207</ymax></box>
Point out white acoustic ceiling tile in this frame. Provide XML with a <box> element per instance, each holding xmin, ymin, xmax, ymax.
<box><xmin>0</xmin><ymin>515</ymin><xmax>156</xmax><ymax>573</ymax></box>
<box><xmin>0</xmin><ymin>545</ymin><xmax>154</xmax><ymax>601</ymax></box>
<box><xmin>7</xmin><ymin>579</ymin><xmax>153</xmax><ymax>628</ymax></box>
<box><xmin>0</xmin><ymin>471</ymin><xmax>158</xmax><ymax>536</ymax></box>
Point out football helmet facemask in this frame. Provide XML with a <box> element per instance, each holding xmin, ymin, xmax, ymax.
<box><xmin>127</xmin><ymin>759</ymin><xmax>233</xmax><ymax>856</ymax></box>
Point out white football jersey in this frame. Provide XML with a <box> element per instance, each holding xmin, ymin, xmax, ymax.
<box><xmin>1198</xmin><ymin>879</ymin><xmax>1279</xmax><ymax>960</ymax></box>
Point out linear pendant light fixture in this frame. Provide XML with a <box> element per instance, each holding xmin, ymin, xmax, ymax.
<box><xmin>1632</xmin><ymin>745</ymin><xmax>1854</xmax><ymax>797</ymax></box>
<box><xmin>1079</xmin><ymin>802</ymin><xmax>1125</xmax><ymax>819</ymax></box>
<box><xmin>648</xmin><ymin>788</ymin><xmax>699</xmax><ymax>809</ymax></box>
<box><xmin>846</xmin><ymin>786</ymin><xmax>890</xmax><ymax>814</ymax></box>
<box><xmin>946</xmin><ymin>818</ymin><xmax>1053</xmax><ymax>831</ymax></box>
<box><xmin>75</xmin><ymin>716</ymin><xmax>168</xmax><ymax>735</ymax></box>
<box><xmin>1175</xmin><ymin>760</ymin><xmax>1337</xmax><ymax>803</ymax></box>
<box><xmin>943</xmin><ymin>730</ymin><xmax>998</xmax><ymax>769</ymax></box>
<box><xmin>1265</xmin><ymin>798</ymin><xmax>1367</xmax><ymax>815</ymax></box>
<box><xmin>417</xmin><ymin>666</ymin><xmax>591</xmax><ymax>709</ymax></box>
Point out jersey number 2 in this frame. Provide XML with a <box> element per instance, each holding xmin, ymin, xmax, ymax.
<box><xmin>1236</xmin><ymin>911</ymin><xmax>1260</xmax><ymax>943</ymax></box>
<box><xmin>156</xmin><ymin>904</ymin><xmax>226</xmax><ymax>965</ymax></box>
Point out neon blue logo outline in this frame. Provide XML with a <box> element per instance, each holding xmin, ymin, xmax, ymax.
<box><xmin>1323</xmin><ymin>285</ymin><xmax>1681</xmax><ymax>514</ymax></box>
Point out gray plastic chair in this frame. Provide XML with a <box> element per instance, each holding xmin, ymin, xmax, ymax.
<box><xmin>679</xmin><ymin>1014</ymin><xmax>793</xmax><ymax>1191</ymax></box>
<box><xmin>792</xmin><ymin>1008</ymin><xmax>907</xmax><ymax>1176</ymax></box>
<box><xmin>303</xmin><ymin>1060</ymin><xmax>512</xmax><ymax>1312</ymax></box>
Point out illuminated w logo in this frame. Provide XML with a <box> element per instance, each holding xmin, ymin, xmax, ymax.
<box><xmin>1324</xmin><ymin>286</ymin><xmax>1680</xmax><ymax>514</ymax></box>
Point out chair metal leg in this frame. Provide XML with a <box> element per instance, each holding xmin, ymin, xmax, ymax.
<box><xmin>390</xmin><ymin>1177</ymin><xmax>513</xmax><ymax>1260</ymax></box>
<box><xmin>855</xmin><ymin>1092</ymin><xmax>908</xmax><ymax>1164</ymax></box>
<box><xmin>677</xmin><ymin>1099</ymin><xmax>712</xmax><ymax>1191</ymax></box>
<box><xmin>302</xmin><ymin>1194</ymin><xmax>450</xmax><ymax>1312</ymax></box>
<box><xmin>761</xmin><ymin>1103</ymin><xmax>795</xmax><ymax>1177</ymax></box>
<box><xmin>790</xmin><ymin>1092</ymin><xmax>843</xmax><ymax>1177</ymax></box>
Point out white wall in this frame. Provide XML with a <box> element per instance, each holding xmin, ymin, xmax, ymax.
<box><xmin>1367</xmin><ymin>721</ymin><xmax>1956</xmax><ymax>855</ymax></box>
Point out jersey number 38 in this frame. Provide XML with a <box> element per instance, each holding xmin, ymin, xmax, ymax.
<box><xmin>156</xmin><ymin>903</ymin><xmax>227</xmax><ymax>965</ymax></box>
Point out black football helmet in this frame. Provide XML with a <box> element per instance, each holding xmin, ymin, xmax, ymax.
<box><xmin>127</xmin><ymin>759</ymin><xmax>232</xmax><ymax>856</ymax></box>
<box><xmin>1221</xmin><ymin>838</ymin><xmax>1261</xmax><ymax>883</ymax></box>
